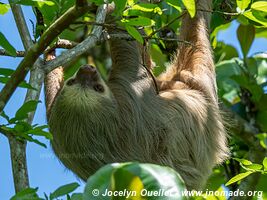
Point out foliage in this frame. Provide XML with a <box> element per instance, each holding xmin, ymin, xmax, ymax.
<box><xmin>0</xmin><ymin>0</ymin><xmax>267</xmax><ymax>199</ymax></box>
<box><xmin>225</xmin><ymin>157</ymin><xmax>267</xmax><ymax>186</ymax></box>
<box><xmin>84</xmin><ymin>162</ymin><xmax>186</xmax><ymax>200</ymax></box>
<box><xmin>0</xmin><ymin>100</ymin><xmax>52</xmax><ymax>147</ymax></box>
<box><xmin>10</xmin><ymin>163</ymin><xmax>186</xmax><ymax>200</ymax></box>
<box><xmin>10</xmin><ymin>182</ymin><xmax>81</xmax><ymax>200</ymax></box>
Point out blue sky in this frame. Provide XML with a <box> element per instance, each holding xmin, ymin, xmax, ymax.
<box><xmin>0</xmin><ymin>4</ymin><xmax>267</xmax><ymax>200</ymax></box>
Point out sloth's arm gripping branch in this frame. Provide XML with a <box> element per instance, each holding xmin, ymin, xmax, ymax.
<box><xmin>173</xmin><ymin>0</ymin><xmax>217</xmax><ymax>101</ymax></box>
<box><xmin>44</xmin><ymin>54</ymin><xmax>64</xmax><ymax>118</ymax></box>
<box><xmin>108</xmin><ymin>38</ymin><xmax>144</xmax><ymax>81</ymax></box>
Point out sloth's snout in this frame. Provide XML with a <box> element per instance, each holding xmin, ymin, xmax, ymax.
<box><xmin>74</xmin><ymin>65</ymin><xmax>99</xmax><ymax>87</ymax></box>
<box><xmin>78</xmin><ymin>65</ymin><xmax>97</xmax><ymax>75</ymax></box>
<box><xmin>76</xmin><ymin>65</ymin><xmax>98</xmax><ymax>80</ymax></box>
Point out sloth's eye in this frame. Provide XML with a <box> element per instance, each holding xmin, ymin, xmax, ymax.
<box><xmin>93</xmin><ymin>84</ymin><xmax>104</xmax><ymax>93</ymax></box>
<box><xmin>66</xmin><ymin>79</ymin><xmax>75</xmax><ymax>86</ymax></box>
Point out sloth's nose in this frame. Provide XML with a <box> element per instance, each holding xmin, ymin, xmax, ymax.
<box><xmin>76</xmin><ymin>64</ymin><xmax>98</xmax><ymax>85</ymax></box>
<box><xmin>78</xmin><ymin>65</ymin><xmax>97</xmax><ymax>74</ymax></box>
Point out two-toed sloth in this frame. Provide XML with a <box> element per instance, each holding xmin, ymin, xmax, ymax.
<box><xmin>45</xmin><ymin>0</ymin><xmax>229</xmax><ymax>190</ymax></box>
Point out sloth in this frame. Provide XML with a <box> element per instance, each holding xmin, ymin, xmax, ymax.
<box><xmin>45</xmin><ymin>0</ymin><xmax>229</xmax><ymax>190</ymax></box>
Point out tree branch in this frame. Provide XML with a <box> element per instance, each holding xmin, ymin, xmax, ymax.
<box><xmin>0</xmin><ymin>3</ymin><xmax>93</xmax><ymax>113</ymax></box>
<box><xmin>8</xmin><ymin>1</ymin><xmax>32</xmax><ymax>49</ymax></box>
<box><xmin>6</xmin><ymin>2</ymin><xmax>34</xmax><ymax>193</ymax></box>
<box><xmin>198</xmin><ymin>9</ymin><xmax>239</xmax><ymax>16</ymax></box>
<box><xmin>0</xmin><ymin>49</ymin><xmax>25</xmax><ymax>57</ymax></box>
<box><xmin>9</xmin><ymin>1</ymin><xmax>44</xmax><ymax>124</ymax></box>
<box><xmin>8</xmin><ymin>135</ymin><xmax>29</xmax><ymax>193</ymax></box>
<box><xmin>44</xmin><ymin>4</ymin><xmax>108</xmax><ymax>73</ymax></box>
<box><xmin>45</xmin><ymin>39</ymin><xmax>78</xmax><ymax>54</ymax></box>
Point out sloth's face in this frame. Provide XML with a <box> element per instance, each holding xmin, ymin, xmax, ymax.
<box><xmin>66</xmin><ymin>64</ymin><xmax>105</xmax><ymax>93</ymax></box>
<box><xmin>60</xmin><ymin>65</ymin><xmax>114</xmax><ymax>107</ymax></box>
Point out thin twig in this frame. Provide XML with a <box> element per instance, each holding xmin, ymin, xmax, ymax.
<box><xmin>44</xmin><ymin>4</ymin><xmax>108</xmax><ymax>73</ymax></box>
<box><xmin>6</xmin><ymin>1</ymin><xmax>33</xmax><ymax>192</ymax></box>
<box><xmin>198</xmin><ymin>9</ymin><xmax>239</xmax><ymax>16</ymax></box>
<box><xmin>0</xmin><ymin>49</ymin><xmax>25</xmax><ymax>57</ymax></box>
<box><xmin>9</xmin><ymin>2</ymin><xmax>32</xmax><ymax>49</ymax></box>
<box><xmin>147</xmin><ymin>12</ymin><xmax>186</xmax><ymax>39</ymax></box>
<box><xmin>45</xmin><ymin>39</ymin><xmax>78</xmax><ymax>54</ymax></box>
<box><xmin>9</xmin><ymin>1</ymin><xmax>44</xmax><ymax>124</ymax></box>
<box><xmin>0</xmin><ymin>3</ymin><xmax>93</xmax><ymax>113</ymax></box>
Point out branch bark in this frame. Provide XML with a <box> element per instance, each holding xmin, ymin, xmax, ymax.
<box><xmin>4</xmin><ymin>1</ymin><xmax>92</xmax><ymax>193</ymax></box>
<box><xmin>8</xmin><ymin>135</ymin><xmax>29</xmax><ymax>193</ymax></box>
<box><xmin>0</xmin><ymin>2</ymin><xmax>92</xmax><ymax>113</ymax></box>
<box><xmin>8</xmin><ymin>2</ymin><xmax>32</xmax><ymax>49</ymax></box>
<box><xmin>6</xmin><ymin>2</ymin><xmax>33</xmax><ymax>193</ymax></box>
<box><xmin>0</xmin><ymin>49</ymin><xmax>25</xmax><ymax>57</ymax></box>
<box><xmin>6</xmin><ymin>2</ymin><xmax>44</xmax><ymax>193</ymax></box>
<box><xmin>44</xmin><ymin>4</ymin><xmax>108</xmax><ymax>73</ymax></box>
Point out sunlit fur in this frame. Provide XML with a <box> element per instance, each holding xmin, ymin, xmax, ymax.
<box><xmin>46</xmin><ymin>0</ymin><xmax>229</xmax><ymax>190</ymax></box>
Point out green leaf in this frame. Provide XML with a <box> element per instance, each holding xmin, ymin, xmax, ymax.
<box><xmin>215</xmin><ymin>58</ymin><xmax>242</xmax><ymax>101</ymax></box>
<box><xmin>211</xmin><ymin>22</ymin><xmax>231</xmax><ymax>48</ymax></box>
<box><xmin>19</xmin><ymin>133</ymin><xmax>47</xmax><ymax>147</ymax></box>
<box><xmin>35</xmin><ymin>2</ymin><xmax>58</xmax><ymax>26</ymax></box>
<box><xmin>0</xmin><ymin>3</ymin><xmax>10</xmax><ymax>15</ymax></box>
<box><xmin>84</xmin><ymin>162</ymin><xmax>186</xmax><ymax>200</ymax></box>
<box><xmin>84</xmin><ymin>164</ymin><xmax>115</xmax><ymax>200</ymax></box>
<box><xmin>70</xmin><ymin>193</ymin><xmax>83</xmax><ymax>200</ymax></box>
<box><xmin>131</xmin><ymin>3</ymin><xmax>162</xmax><ymax>15</ymax></box>
<box><xmin>0</xmin><ymin>67</ymin><xmax>14</xmax><ymax>76</ymax></box>
<box><xmin>113</xmin><ymin>0</ymin><xmax>127</xmax><ymax>15</ymax></box>
<box><xmin>125</xmin><ymin>25</ymin><xmax>144</xmax><ymax>44</ymax></box>
<box><xmin>256</xmin><ymin>28</ymin><xmax>267</xmax><ymax>38</ymax></box>
<box><xmin>14</xmin><ymin>0</ymin><xmax>55</xmax><ymax>7</ymax></box>
<box><xmin>234</xmin><ymin>158</ymin><xmax>253</xmax><ymax>165</ymax></box>
<box><xmin>50</xmin><ymin>183</ymin><xmax>80</xmax><ymax>200</ymax></box>
<box><xmin>236</xmin><ymin>0</ymin><xmax>251</xmax><ymax>11</ymax></box>
<box><xmin>244</xmin><ymin>11</ymin><xmax>267</xmax><ymax>27</ymax></box>
<box><xmin>122</xmin><ymin>16</ymin><xmax>155</xmax><ymax>26</ymax></box>
<box><xmin>165</xmin><ymin>0</ymin><xmax>182</xmax><ymax>12</ymax></box>
<box><xmin>27</xmin><ymin>125</ymin><xmax>52</xmax><ymax>140</ymax></box>
<box><xmin>127</xmin><ymin>0</ymin><xmax>137</xmax><ymax>6</ymax></box>
<box><xmin>263</xmin><ymin>157</ymin><xmax>267</xmax><ymax>171</ymax></box>
<box><xmin>251</xmin><ymin>1</ymin><xmax>267</xmax><ymax>12</ymax></box>
<box><xmin>256</xmin><ymin>111</ymin><xmax>267</xmax><ymax>132</ymax></box>
<box><xmin>0</xmin><ymin>32</ymin><xmax>16</xmax><ymax>56</ymax></box>
<box><xmin>256</xmin><ymin>133</ymin><xmax>267</xmax><ymax>149</ymax></box>
<box><xmin>245</xmin><ymin>164</ymin><xmax>263</xmax><ymax>171</ymax></box>
<box><xmin>0</xmin><ymin>110</ymin><xmax>10</xmax><ymax>122</ymax></box>
<box><xmin>10</xmin><ymin>188</ymin><xmax>40</xmax><ymax>200</ymax></box>
<box><xmin>214</xmin><ymin>42</ymin><xmax>239</xmax><ymax>62</ymax></box>
<box><xmin>14</xmin><ymin>121</ymin><xmax>32</xmax><ymax>133</ymax></box>
<box><xmin>151</xmin><ymin>44</ymin><xmax>167</xmax><ymax>76</ymax></box>
<box><xmin>237</xmin><ymin>24</ymin><xmax>255</xmax><ymax>57</ymax></box>
<box><xmin>15</xmin><ymin>100</ymin><xmax>40</xmax><ymax>121</ymax></box>
<box><xmin>230</xmin><ymin>74</ymin><xmax>263</xmax><ymax>102</ymax></box>
<box><xmin>225</xmin><ymin>171</ymin><xmax>254</xmax><ymax>186</ymax></box>
<box><xmin>182</xmin><ymin>0</ymin><xmax>196</xmax><ymax>18</ymax></box>
<box><xmin>0</xmin><ymin>77</ymin><xmax>36</xmax><ymax>90</ymax></box>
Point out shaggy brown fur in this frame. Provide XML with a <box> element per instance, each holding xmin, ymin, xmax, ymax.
<box><xmin>45</xmin><ymin>0</ymin><xmax>229</xmax><ymax>190</ymax></box>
